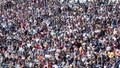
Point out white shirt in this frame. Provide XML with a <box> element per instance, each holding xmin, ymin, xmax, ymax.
<box><xmin>27</xmin><ymin>43</ymin><xmax>31</xmax><ymax>47</ymax></box>
<box><xmin>52</xmin><ymin>64</ymin><xmax>59</xmax><ymax>68</ymax></box>
<box><xmin>19</xmin><ymin>47</ymin><xmax>24</xmax><ymax>52</ymax></box>
<box><xmin>106</xmin><ymin>46</ymin><xmax>111</xmax><ymax>51</ymax></box>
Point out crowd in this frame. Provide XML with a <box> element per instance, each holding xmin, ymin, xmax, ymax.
<box><xmin>0</xmin><ymin>0</ymin><xmax>120</xmax><ymax>68</ymax></box>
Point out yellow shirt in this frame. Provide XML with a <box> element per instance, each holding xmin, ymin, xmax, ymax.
<box><xmin>108</xmin><ymin>52</ymin><xmax>114</xmax><ymax>58</ymax></box>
